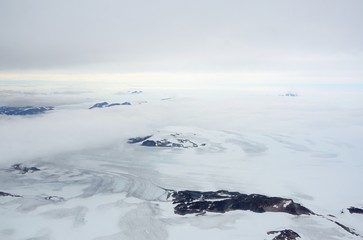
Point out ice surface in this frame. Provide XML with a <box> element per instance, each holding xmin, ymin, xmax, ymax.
<box><xmin>0</xmin><ymin>83</ymin><xmax>362</xmax><ymax>239</ymax></box>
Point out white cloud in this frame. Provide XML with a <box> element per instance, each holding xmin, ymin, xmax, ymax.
<box><xmin>0</xmin><ymin>0</ymin><xmax>362</xmax><ymax>83</ymax></box>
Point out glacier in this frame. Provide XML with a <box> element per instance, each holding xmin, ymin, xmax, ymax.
<box><xmin>0</xmin><ymin>82</ymin><xmax>362</xmax><ymax>240</ymax></box>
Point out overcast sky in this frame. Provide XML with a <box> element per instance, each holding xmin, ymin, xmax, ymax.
<box><xmin>0</xmin><ymin>0</ymin><xmax>362</xmax><ymax>83</ymax></box>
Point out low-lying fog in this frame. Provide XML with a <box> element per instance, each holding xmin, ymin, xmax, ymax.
<box><xmin>0</xmin><ymin>80</ymin><xmax>362</xmax><ymax>240</ymax></box>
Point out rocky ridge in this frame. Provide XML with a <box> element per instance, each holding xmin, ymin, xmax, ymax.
<box><xmin>0</xmin><ymin>106</ymin><xmax>53</xmax><ymax>115</ymax></box>
<box><xmin>10</xmin><ymin>163</ymin><xmax>40</xmax><ymax>174</ymax></box>
<box><xmin>89</xmin><ymin>102</ymin><xmax>131</xmax><ymax>109</ymax></box>
<box><xmin>169</xmin><ymin>190</ymin><xmax>313</xmax><ymax>216</ymax></box>
<box><xmin>128</xmin><ymin>133</ymin><xmax>204</xmax><ymax>148</ymax></box>
<box><xmin>267</xmin><ymin>229</ymin><xmax>301</xmax><ymax>240</ymax></box>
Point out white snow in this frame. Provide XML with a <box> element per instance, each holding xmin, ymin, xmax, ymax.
<box><xmin>0</xmin><ymin>82</ymin><xmax>362</xmax><ymax>239</ymax></box>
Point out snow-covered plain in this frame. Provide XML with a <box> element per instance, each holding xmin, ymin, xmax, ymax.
<box><xmin>0</xmin><ymin>81</ymin><xmax>362</xmax><ymax>240</ymax></box>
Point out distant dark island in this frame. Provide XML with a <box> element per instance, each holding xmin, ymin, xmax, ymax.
<box><xmin>0</xmin><ymin>106</ymin><xmax>54</xmax><ymax>116</ymax></box>
<box><xmin>129</xmin><ymin>90</ymin><xmax>143</xmax><ymax>94</ymax></box>
<box><xmin>89</xmin><ymin>102</ymin><xmax>131</xmax><ymax>109</ymax></box>
<box><xmin>284</xmin><ymin>92</ymin><xmax>298</xmax><ymax>97</ymax></box>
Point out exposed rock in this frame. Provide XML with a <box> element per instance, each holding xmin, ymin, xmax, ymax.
<box><xmin>129</xmin><ymin>132</ymin><xmax>204</xmax><ymax>148</ymax></box>
<box><xmin>107</xmin><ymin>103</ymin><xmax>121</xmax><ymax>107</ymax></box>
<box><xmin>317</xmin><ymin>214</ymin><xmax>362</xmax><ymax>237</ymax></box>
<box><xmin>140</xmin><ymin>138</ymin><xmax>200</xmax><ymax>148</ymax></box>
<box><xmin>89</xmin><ymin>102</ymin><xmax>131</xmax><ymax>109</ymax></box>
<box><xmin>141</xmin><ymin>140</ymin><xmax>157</xmax><ymax>147</ymax></box>
<box><xmin>347</xmin><ymin>207</ymin><xmax>363</xmax><ymax>214</ymax></box>
<box><xmin>142</xmin><ymin>139</ymin><xmax>184</xmax><ymax>148</ymax></box>
<box><xmin>44</xmin><ymin>196</ymin><xmax>65</xmax><ymax>202</ymax></box>
<box><xmin>177</xmin><ymin>139</ymin><xmax>198</xmax><ymax>147</ymax></box>
<box><xmin>0</xmin><ymin>191</ymin><xmax>21</xmax><ymax>197</ymax></box>
<box><xmin>0</xmin><ymin>106</ymin><xmax>53</xmax><ymax>115</ymax></box>
<box><xmin>333</xmin><ymin>220</ymin><xmax>361</xmax><ymax>237</ymax></box>
<box><xmin>129</xmin><ymin>90</ymin><xmax>143</xmax><ymax>94</ymax></box>
<box><xmin>128</xmin><ymin>135</ymin><xmax>152</xmax><ymax>144</ymax></box>
<box><xmin>171</xmin><ymin>190</ymin><xmax>313</xmax><ymax>216</ymax></box>
<box><xmin>11</xmin><ymin>163</ymin><xmax>40</xmax><ymax>174</ymax></box>
<box><xmin>267</xmin><ymin>229</ymin><xmax>300</xmax><ymax>240</ymax></box>
<box><xmin>89</xmin><ymin>102</ymin><xmax>109</xmax><ymax>109</ymax></box>
<box><xmin>121</xmin><ymin>102</ymin><xmax>131</xmax><ymax>105</ymax></box>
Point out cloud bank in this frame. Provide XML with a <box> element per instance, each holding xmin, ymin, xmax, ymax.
<box><xmin>0</xmin><ymin>0</ymin><xmax>362</xmax><ymax>83</ymax></box>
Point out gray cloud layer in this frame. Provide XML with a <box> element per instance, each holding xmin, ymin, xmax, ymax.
<box><xmin>0</xmin><ymin>0</ymin><xmax>362</xmax><ymax>79</ymax></box>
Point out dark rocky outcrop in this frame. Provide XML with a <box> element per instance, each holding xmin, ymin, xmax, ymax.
<box><xmin>0</xmin><ymin>106</ymin><xmax>53</xmax><ymax>115</ymax></box>
<box><xmin>314</xmin><ymin>214</ymin><xmax>362</xmax><ymax>237</ymax></box>
<box><xmin>170</xmin><ymin>190</ymin><xmax>313</xmax><ymax>216</ymax></box>
<box><xmin>142</xmin><ymin>139</ymin><xmax>185</xmax><ymax>148</ymax></box>
<box><xmin>44</xmin><ymin>196</ymin><xmax>65</xmax><ymax>202</ymax></box>
<box><xmin>333</xmin><ymin>220</ymin><xmax>361</xmax><ymax>237</ymax></box>
<box><xmin>267</xmin><ymin>229</ymin><xmax>300</xmax><ymax>240</ymax></box>
<box><xmin>89</xmin><ymin>102</ymin><xmax>131</xmax><ymax>109</ymax></box>
<box><xmin>347</xmin><ymin>207</ymin><xmax>363</xmax><ymax>214</ymax></box>
<box><xmin>128</xmin><ymin>135</ymin><xmax>153</xmax><ymax>144</ymax></box>
<box><xmin>11</xmin><ymin>163</ymin><xmax>40</xmax><ymax>174</ymax></box>
<box><xmin>177</xmin><ymin>139</ymin><xmax>198</xmax><ymax>147</ymax></box>
<box><xmin>129</xmin><ymin>136</ymin><xmax>199</xmax><ymax>148</ymax></box>
<box><xmin>0</xmin><ymin>191</ymin><xmax>21</xmax><ymax>197</ymax></box>
<box><xmin>107</xmin><ymin>103</ymin><xmax>121</xmax><ymax>107</ymax></box>
<box><xmin>140</xmin><ymin>139</ymin><xmax>199</xmax><ymax>148</ymax></box>
<box><xmin>89</xmin><ymin>102</ymin><xmax>109</xmax><ymax>109</ymax></box>
<box><xmin>141</xmin><ymin>140</ymin><xmax>157</xmax><ymax>146</ymax></box>
<box><xmin>168</xmin><ymin>189</ymin><xmax>362</xmax><ymax>238</ymax></box>
<box><xmin>129</xmin><ymin>90</ymin><xmax>143</xmax><ymax>94</ymax></box>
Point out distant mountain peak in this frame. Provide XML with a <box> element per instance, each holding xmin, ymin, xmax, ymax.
<box><xmin>89</xmin><ymin>102</ymin><xmax>131</xmax><ymax>109</ymax></box>
<box><xmin>0</xmin><ymin>106</ymin><xmax>54</xmax><ymax>115</ymax></box>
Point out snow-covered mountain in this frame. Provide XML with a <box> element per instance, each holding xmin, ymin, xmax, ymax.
<box><xmin>89</xmin><ymin>102</ymin><xmax>131</xmax><ymax>109</ymax></box>
<box><xmin>0</xmin><ymin>106</ymin><xmax>54</xmax><ymax>115</ymax></box>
